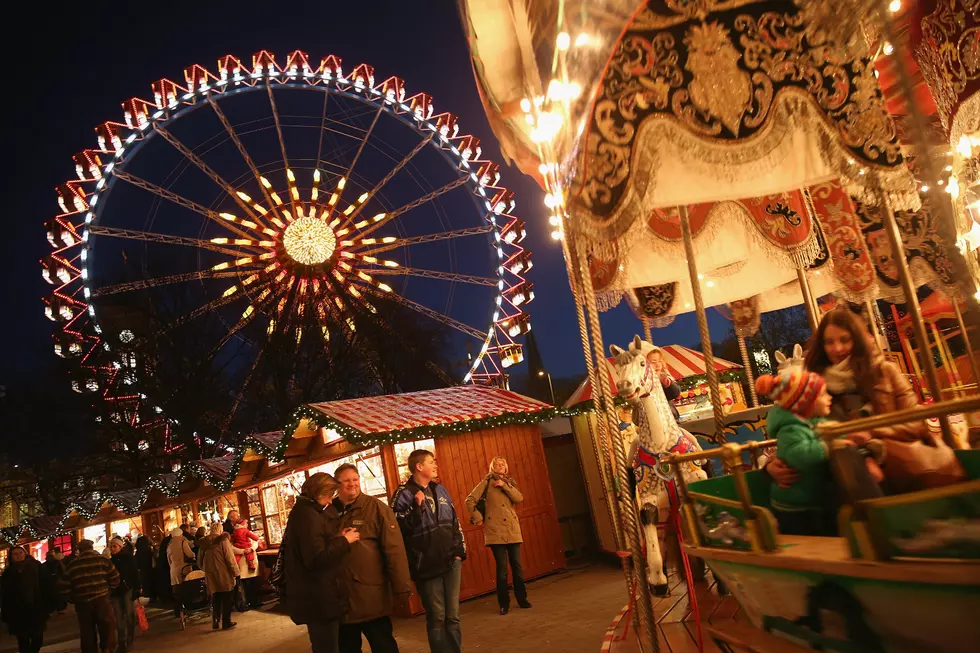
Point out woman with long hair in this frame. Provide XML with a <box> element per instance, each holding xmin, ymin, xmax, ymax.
<box><xmin>465</xmin><ymin>456</ymin><xmax>530</xmax><ymax>615</ymax></box>
<box><xmin>282</xmin><ymin>472</ymin><xmax>360</xmax><ymax>653</ymax></box>
<box><xmin>767</xmin><ymin>307</ymin><xmax>965</xmax><ymax>493</ymax></box>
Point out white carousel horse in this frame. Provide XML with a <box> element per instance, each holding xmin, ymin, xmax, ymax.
<box><xmin>609</xmin><ymin>335</ymin><xmax>707</xmax><ymax>592</ymax></box>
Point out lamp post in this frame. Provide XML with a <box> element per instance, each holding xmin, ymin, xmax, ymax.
<box><xmin>537</xmin><ymin>370</ymin><xmax>556</xmax><ymax>405</ymax></box>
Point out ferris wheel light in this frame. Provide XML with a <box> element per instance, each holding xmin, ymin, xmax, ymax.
<box><xmin>378</xmin><ymin>283</ymin><xmax>392</xmax><ymax>293</ymax></box>
<box><xmin>363</xmin><ymin>255</ymin><xmax>377</xmax><ymax>264</ymax></box>
<box><xmin>213</xmin><ymin>262</ymin><xmax>231</xmax><ymax>270</ymax></box>
<box><xmin>344</xmin><ymin>205</ymin><xmax>357</xmax><ymax>217</ymax></box>
<box><xmin>283</xmin><ymin>216</ymin><xmax>337</xmax><ymax>265</ymax></box>
<box><xmin>337</xmin><ymin>177</ymin><xmax>347</xmax><ymax>190</ymax></box>
<box><xmin>383</xmin><ymin>260</ymin><xmax>398</xmax><ymax>268</ymax></box>
<box><xmin>338</xmin><ymin>261</ymin><xmax>352</xmax><ymax>272</ymax></box>
<box><xmin>358</xmin><ymin>271</ymin><xmax>373</xmax><ymax>282</ymax></box>
<box><xmin>349</xmin><ymin>285</ymin><xmax>362</xmax><ymax>298</ymax></box>
<box><xmin>222</xmin><ymin>286</ymin><xmax>238</xmax><ymax>297</ymax></box>
<box><xmin>336</xmin><ymin>228</ymin><xmax>350</xmax><ymax>237</ymax></box>
<box><xmin>354</xmin><ymin>219</ymin><xmax>369</xmax><ymax>229</ymax></box>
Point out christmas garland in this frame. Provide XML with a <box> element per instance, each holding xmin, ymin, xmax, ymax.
<box><xmin>2</xmin><ymin>397</ymin><xmax>593</xmax><ymax>547</ymax></box>
<box><xmin>676</xmin><ymin>370</ymin><xmax>746</xmax><ymax>392</ymax></box>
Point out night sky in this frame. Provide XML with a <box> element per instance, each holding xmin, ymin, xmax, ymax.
<box><xmin>1</xmin><ymin>0</ymin><xmax>730</xmax><ymax>389</ymax></box>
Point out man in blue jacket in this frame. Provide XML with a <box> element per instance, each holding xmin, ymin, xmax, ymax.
<box><xmin>391</xmin><ymin>450</ymin><xmax>466</xmax><ymax>653</ymax></box>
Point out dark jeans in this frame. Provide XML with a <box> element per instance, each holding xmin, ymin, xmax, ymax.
<box><xmin>339</xmin><ymin>616</ymin><xmax>399</xmax><ymax>653</ymax></box>
<box><xmin>242</xmin><ymin>576</ymin><xmax>261</xmax><ymax>608</ymax></box>
<box><xmin>14</xmin><ymin>627</ymin><xmax>44</xmax><ymax>653</ymax></box>
<box><xmin>110</xmin><ymin>589</ymin><xmax>135</xmax><ymax>652</ymax></box>
<box><xmin>76</xmin><ymin>595</ymin><xmax>117</xmax><ymax>653</ymax></box>
<box><xmin>212</xmin><ymin>590</ymin><xmax>234</xmax><ymax>628</ymax></box>
<box><xmin>416</xmin><ymin>559</ymin><xmax>462</xmax><ymax>653</ymax></box>
<box><xmin>489</xmin><ymin>543</ymin><xmax>527</xmax><ymax>609</ymax></box>
<box><xmin>307</xmin><ymin>619</ymin><xmax>341</xmax><ymax>653</ymax></box>
<box><xmin>773</xmin><ymin>508</ymin><xmax>836</xmax><ymax>537</ymax></box>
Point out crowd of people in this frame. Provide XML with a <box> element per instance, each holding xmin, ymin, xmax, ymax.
<box><xmin>281</xmin><ymin>449</ymin><xmax>529</xmax><ymax>653</ymax></box>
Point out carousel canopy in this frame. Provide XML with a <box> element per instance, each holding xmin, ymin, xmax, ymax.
<box><xmin>563</xmin><ymin>345</ymin><xmax>741</xmax><ymax>408</ymax></box>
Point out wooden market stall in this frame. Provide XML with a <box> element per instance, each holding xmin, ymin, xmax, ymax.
<box><xmin>1</xmin><ymin>386</ymin><xmax>567</xmax><ymax>611</ymax></box>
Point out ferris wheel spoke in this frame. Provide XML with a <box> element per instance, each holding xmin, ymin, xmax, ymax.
<box><xmin>369</xmin><ymin>267</ymin><xmax>498</xmax><ymax>287</ymax></box>
<box><xmin>86</xmin><ymin>225</ymin><xmax>261</xmax><ymax>258</ymax></box>
<box><xmin>112</xmin><ymin>170</ymin><xmax>257</xmax><ymax>241</ymax></box>
<box><xmin>207</xmin><ymin>290</ymin><xmax>274</xmax><ymax>359</ymax></box>
<box><xmin>314</xmin><ymin>92</ymin><xmax>331</xmax><ymax>170</ymax></box>
<box><xmin>357</xmin><ymin>225</ymin><xmax>493</xmax><ymax>255</ymax></box>
<box><xmin>221</xmin><ymin>345</ymin><xmax>267</xmax><ymax>435</ymax></box>
<box><xmin>266</xmin><ymin>84</ymin><xmax>291</xmax><ymax>173</ymax></box>
<box><xmin>156</xmin><ymin>279</ymin><xmax>269</xmax><ymax>334</ymax></box>
<box><xmin>341</xmin><ymin>131</ymin><xmax>435</xmax><ymax>230</ymax></box>
<box><xmin>154</xmin><ymin>126</ymin><xmax>271</xmax><ymax>231</ymax></box>
<box><xmin>361</xmin><ymin>285</ymin><xmax>487</xmax><ymax>340</ymax></box>
<box><xmin>92</xmin><ymin>269</ymin><xmax>243</xmax><ymax>297</ymax></box>
<box><xmin>208</xmin><ymin>96</ymin><xmax>285</xmax><ymax>222</ymax></box>
<box><xmin>357</xmin><ymin>175</ymin><xmax>470</xmax><ymax>240</ymax></box>
<box><xmin>332</xmin><ymin>103</ymin><xmax>385</xmax><ymax>218</ymax></box>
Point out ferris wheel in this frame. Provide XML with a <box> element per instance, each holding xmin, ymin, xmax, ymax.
<box><xmin>43</xmin><ymin>50</ymin><xmax>532</xmax><ymax>447</ymax></box>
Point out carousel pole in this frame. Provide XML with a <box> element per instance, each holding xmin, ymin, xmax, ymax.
<box><xmin>679</xmin><ymin>205</ymin><xmax>728</xmax><ymax>444</ymax></box>
<box><xmin>934</xmin><ymin>322</ymin><xmax>964</xmax><ymax>397</ymax></box>
<box><xmin>566</xmin><ymin>239</ymin><xmax>628</xmax><ymax>557</ymax></box>
<box><xmin>865</xmin><ymin>299</ymin><xmax>889</xmax><ymax>352</ymax></box>
<box><xmin>796</xmin><ymin>266</ymin><xmax>819</xmax><ymax>331</ymax></box>
<box><xmin>737</xmin><ymin>336</ymin><xmax>759</xmax><ymax>407</ymax></box>
<box><xmin>873</xmin><ymin>0</ymin><xmax>958</xmax><ymax>447</ymax></box>
<box><xmin>572</xmin><ymin>234</ymin><xmax>658</xmax><ymax>653</ymax></box>
<box><xmin>877</xmin><ymin>189</ymin><xmax>958</xmax><ymax>447</ymax></box>
<box><xmin>953</xmin><ymin>298</ymin><xmax>980</xmax><ymax>390</ymax></box>
<box><xmin>643</xmin><ymin>316</ymin><xmax>654</xmax><ymax>345</ymax></box>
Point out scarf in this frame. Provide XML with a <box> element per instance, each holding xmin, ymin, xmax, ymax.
<box><xmin>488</xmin><ymin>471</ymin><xmax>514</xmax><ymax>486</ymax></box>
<box><xmin>823</xmin><ymin>357</ymin><xmax>858</xmax><ymax>394</ymax></box>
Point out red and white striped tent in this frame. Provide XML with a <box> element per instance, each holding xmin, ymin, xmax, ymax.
<box><xmin>563</xmin><ymin>344</ymin><xmax>741</xmax><ymax>408</ymax></box>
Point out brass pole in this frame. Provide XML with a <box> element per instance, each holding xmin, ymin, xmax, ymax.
<box><xmin>952</xmin><ymin>298</ymin><xmax>980</xmax><ymax>391</ymax></box>
<box><xmin>876</xmin><ymin>189</ymin><xmax>958</xmax><ymax>448</ymax></box>
<box><xmin>678</xmin><ymin>205</ymin><xmax>727</xmax><ymax>442</ymax></box>
<box><xmin>931</xmin><ymin>322</ymin><xmax>962</xmax><ymax>398</ymax></box>
<box><xmin>737</xmin><ymin>336</ymin><xmax>759</xmax><ymax>407</ymax></box>
<box><xmin>797</xmin><ymin>266</ymin><xmax>819</xmax><ymax>331</ymax></box>
<box><xmin>572</xmin><ymin>235</ymin><xmax>657</xmax><ymax>652</ymax></box>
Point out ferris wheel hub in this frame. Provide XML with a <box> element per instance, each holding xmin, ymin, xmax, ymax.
<box><xmin>282</xmin><ymin>215</ymin><xmax>337</xmax><ymax>265</ymax></box>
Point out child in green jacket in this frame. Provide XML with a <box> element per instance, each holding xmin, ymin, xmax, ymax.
<box><xmin>755</xmin><ymin>368</ymin><xmax>837</xmax><ymax>537</ymax></box>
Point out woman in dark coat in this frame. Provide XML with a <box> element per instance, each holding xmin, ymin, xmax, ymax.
<box><xmin>282</xmin><ymin>472</ymin><xmax>360</xmax><ymax>653</ymax></box>
<box><xmin>134</xmin><ymin>536</ymin><xmax>154</xmax><ymax>599</ymax></box>
<box><xmin>1</xmin><ymin>546</ymin><xmax>55</xmax><ymax>653</ymax></box>
<box><xmin>109</xmin><ymin>537</ymin><xmax>139</xmax><ymax>653</ymax></box>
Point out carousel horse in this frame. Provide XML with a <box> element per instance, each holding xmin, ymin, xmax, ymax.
<box><xmin>609</xmin><ymin>335</ymin><xmax>707</xmax><ymax>593</ymax></box>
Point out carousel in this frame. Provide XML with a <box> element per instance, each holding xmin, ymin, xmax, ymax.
<box><xmin>460</xmin><ymin>1</ymin><xmax>980</xmax><ymax>652</ymax></box>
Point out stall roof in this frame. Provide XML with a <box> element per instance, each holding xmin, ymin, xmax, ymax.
<box><xmin>297</xmin><ymin>385</ymin><xmax>555</xmax><ymax>446</ymax></box>
<box><xmin>563</xmin><ymin>345</ymin><xmax>741</xmax><ymax>408</ymax></box>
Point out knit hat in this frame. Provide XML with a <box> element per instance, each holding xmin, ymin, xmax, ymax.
<box><xmin>755</xmin><ymin>369</ymin><xmax>826</xmax><ymax>418</ymax></box>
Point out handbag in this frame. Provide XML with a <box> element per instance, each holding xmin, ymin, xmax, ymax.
<box><xmin>473</xmin><ymin>478</ymin><xmax>491</xmax><ymax>519</ymax></box>
<box><xmin>269</xmin><ymin>548</ymin><xmax>285</xmax><ymax>589</ymax></box>
<box><xmin>136</xmin><ymin>603</ymin><xmax>149</xmax><ymax>632</ymax></box>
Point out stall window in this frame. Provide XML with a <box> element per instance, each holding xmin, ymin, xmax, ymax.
<box><xmin>217</xmin><ymin>493</ymin><xmax>239</xmax><ymax>523</ymax></box>
<box><xmin>52</xmin><ymin>534</ymin><xmax>72</xmax><ymax>557</ymax></box>
<box><xmin>0</xmin><ymin>548</ymin><xmax>6</xmax><ymax>571</ymax></box>
<box><xmin>261</xmin><ymin>471</ymin><xmax>307</xmax><ymax>546</ymax></box>
<box><xmin>310</xmin><ymin>447</ymin><xmax>388</xmax><ymax>503</ymax></box>
<box><xmin>109</xmin><ymin>518</ymin><xmax>142</xmax><ymax>540</ymax></box>
<box><xmin>30</xmin><ymin>540</ymin><xmax>49</xmax><ymax>562</ymax></box>
<box><xmin>82</xmin><ymin>524</ymin><xmax>108</xmax><ymax>554</ymax></box>
<box><xmin>394</xmin><ymin>439</ymin><xmax>437</xmax><ymax>481</ymax></box>
<box><xmin>162</xmin><ymin>508</ymin><xmax>180</xmax><ymax>534</ymax></box>
<box><xmin>244</xmin><ymin>488</ymin><xmax>265</xmax><ymax>542</ymax></box>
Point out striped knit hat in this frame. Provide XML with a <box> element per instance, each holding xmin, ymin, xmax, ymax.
<box><xmin>755</xmin><ymin>369</ymin><xmax>826</xmax><ymax>418</ymax></box>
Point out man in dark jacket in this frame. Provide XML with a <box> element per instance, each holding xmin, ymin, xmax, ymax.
<box><xmin>391</xmin><ymin>450</ymin><xmax>466</xmax><ymax>653</ymax></box>
<box><xmin>334</xmin><ymin>463</ymin><xmax>412</xmax><ymax>653</ymax></box>
<box><xmin>282</xmin><ymin>472</ymin><xmax>359</xmax><ymax>653</ymax></box>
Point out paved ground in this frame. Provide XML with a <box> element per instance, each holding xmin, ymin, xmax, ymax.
<box><xmin>1</xmin><ymin>561</ymin><xmax>634</xmax><ymax>653</ymax></box>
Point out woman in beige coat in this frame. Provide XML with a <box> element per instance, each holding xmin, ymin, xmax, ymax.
<box><xmin>465</xmin><ymin>456</ymin><xmax>530</xmax><ymax>615</ymax></box>
<box><xmin>199</xmin><ymin>523</ymin><xmax>241</xmax><ymax>630</ymax></box>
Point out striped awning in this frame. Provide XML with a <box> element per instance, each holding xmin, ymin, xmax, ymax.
<box><xmin>306</xmin><ymin>385</ymin><xmax>552</xmax><ymax>439</ymax></box>
<box><xmin>563</xmin><ymin>345</ymin><xmax>741</xmax><ymax>408</ymax></box>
